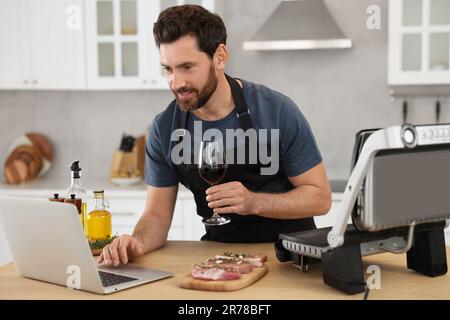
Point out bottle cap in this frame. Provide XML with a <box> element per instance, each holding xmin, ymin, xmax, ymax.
<box><xmin>49</xmin><ymin>193</ymin><xmax>65</xmax><ymax>202</ymax></box>
<box><xmin>93</xmin><ymin>190</ymin><xmax>105</xmax><ymax>198</ymax></box>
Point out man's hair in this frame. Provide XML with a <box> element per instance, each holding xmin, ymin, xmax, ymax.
<box><xmin>153</xmin><ymin>5</ymin><xmax>227</xmax><ymax>59</ymax></box>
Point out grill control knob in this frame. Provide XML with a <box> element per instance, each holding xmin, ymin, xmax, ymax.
<box><xmin>401</xmin><ymin>125</ymin><xmax>417</xmax><ymax>148</ymax></box>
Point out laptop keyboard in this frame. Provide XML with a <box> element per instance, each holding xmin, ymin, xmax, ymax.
<box><xmin>98</xmin><ymin>271</ymin><xmax>138</xmax><ymax>287</ymax></box>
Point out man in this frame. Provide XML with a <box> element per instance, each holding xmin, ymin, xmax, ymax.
<box><xmin>99</xmin><ymin>5</ymin><xmax>331</xmax><ymax>267</ymax></box>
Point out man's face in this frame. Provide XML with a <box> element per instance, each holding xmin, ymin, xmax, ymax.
<box><xmin>160</xmin><ymin>35</ymin><xmax>218</xmax><ymax>112</ymax></box>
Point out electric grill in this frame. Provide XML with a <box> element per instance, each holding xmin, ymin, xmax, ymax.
<box><xmin>276</xmin><ymin>124</ymin><xmax>450</xmax><ymax>294</ymax></box>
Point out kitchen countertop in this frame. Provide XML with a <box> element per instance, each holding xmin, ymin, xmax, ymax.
<box><xmin>0</xmin><ymin>178</ymin><xmax>193</xmax><ymax>198</ymax></box>
<box><xmin>0</xmin><ymin>178</ymin><xmax>348</xmax><ymax>195</ymax></box>
<box><xmin>0</xmin><ymin>178</ymin><xmax>148</xmax><ymax>192</ymax></box>
<box><xmin>0</xmin><ymin>241</ymin><xmax>449</xmax><ymax>300</ymax></box>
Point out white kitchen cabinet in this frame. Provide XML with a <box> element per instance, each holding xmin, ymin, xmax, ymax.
<box><xmin>0</xmin><ymin>0</ymin><xmax>86</xmax><ymax>89</ymax></box>
<box><xmin>105</xmin><ymin>190</ymin><xmax>204</xmax><ymax>240</ymax></box>
<box><xmin>84</xmin><ymin>0</ymin><xmax>214</xmax><ymax>90</ymax></box>
<box><xmin>106</xmin><ymin>195</ymin><xmax>202</xmax><ymax>240</ymax></box>
<box><xmin>0</xmin><ymin>0</ymin><xmax>215</xmax><ymax>90</ymax></box>
<box><xmin>0</xmin><ymin>224</ymin><xmax>12</xmax><ymax>267</ymax></box>
<box><xmin>74</xmin><ymin>189</ymin><xmax>203</xmax><ymax>240</ymax></box>
<box><xmin>175</xmin><ymin>0</ymin><xmax>214</xmax><ymax>10</ymax></box>
<box><xmin>389</xmin><ymin>0</ymin><xmax>450</xmax><ymax>85</ymax></box>
<box><xmin>0</xmin><ymin>1</ymin><xmax>28</xmax><ymax>89</ymax></box>
<box><xmin>85</xmin><ymin>0</ymin><xmax>161</xmax><ymax>89</ymax></box>
<box><xmin>174</xmin><ymin>190</ymin><xmax>206</xmax><ymax>240</ymax></box>
<box><xmin>28</xmin><ymin>0</ymin><xmax>86</xmax><ymax>89</ymax></box>
<box><xmin>107</xmin><ymin>197</ymin><xmax>144</xmax><ymax>236</ymax></box>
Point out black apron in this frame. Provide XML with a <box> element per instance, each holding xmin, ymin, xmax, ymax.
<box><xmin>172</xmin><ymin>74</ymin><xmax>316</xmax><ymax>243</ymax></box>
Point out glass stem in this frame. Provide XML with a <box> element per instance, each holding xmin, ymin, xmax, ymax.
<box><xmin>211</xmin><ymin>183</ymin><xmax>220</xmax><ymax>218</ymax></box>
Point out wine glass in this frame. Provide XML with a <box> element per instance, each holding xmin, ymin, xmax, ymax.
<box><xmin>198</xmin><ymin>140</ymin><xmax>230</xmax><ymax>226</ymax></box>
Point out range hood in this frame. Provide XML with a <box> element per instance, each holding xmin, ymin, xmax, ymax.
<box><xmin>243</xmin><ymin>0</ymin><xmax>352</xmax><ymax>51</ymax></box>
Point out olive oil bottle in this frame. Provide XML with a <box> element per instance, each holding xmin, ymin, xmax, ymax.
<box><xmin>87</xmin><ymin>190</ymin><xmax>112</xmax><ymax>242</ymax></box>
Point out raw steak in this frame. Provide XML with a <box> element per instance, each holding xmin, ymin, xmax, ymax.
<box><xmin>191</xmin><ymin>264</ymin><xmax>241</xmax><ymax>281</ymax></box>
<box><xmin>215</xmin><ymin>252</ymin><xmax>267</xmax><ymax>267</ymax></box>
<box><xmin>203</xmin><ymin>258</ymin><xmax>254</xmax><ymax>274</ymax></box>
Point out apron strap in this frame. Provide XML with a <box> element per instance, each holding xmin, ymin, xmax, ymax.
<box><xmin>225</xmin><ymin>74</ymin><xmax>253</xmax><ymax>131</ymax></box>
<box><xmin>177</xmin><ymin>74</ymin><xmax>253</xmax><ymax>131</ymax></box>
<box><xmin>178</xmin><ymin>106</ymin><xmax>188</xmax><ymax>130</ymax></box>
<box><xmin>171</xmin><ymin>106</ymin><xmax>188</xmax><ymax>151</ymax></box>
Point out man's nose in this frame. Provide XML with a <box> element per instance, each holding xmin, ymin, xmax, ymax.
<box><xmin>170</xmin><ymin>73</ymin><xmax>186</xmax><ymax>91</ymax></box>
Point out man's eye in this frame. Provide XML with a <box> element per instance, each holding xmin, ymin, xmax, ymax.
<box><xmin>183</xmin><ymin>65</ymin><xmax>192</xmax><ymax>70</ymax></box>
<box><xmin>163</xmin><ymin>67</ymin><xmax>172</xmax><ymax>73</ymax></box>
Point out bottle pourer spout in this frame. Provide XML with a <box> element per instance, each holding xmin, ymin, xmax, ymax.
<box><xmin>70</xmin><ymin>161</ymin><xmax>82</xmax><ymax>179</ymax></box>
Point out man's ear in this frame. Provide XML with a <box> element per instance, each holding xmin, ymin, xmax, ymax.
<box><xmin>214</xmin><ymin>44</ymin><xmax>228</xmax><ymax>70</ymax></box>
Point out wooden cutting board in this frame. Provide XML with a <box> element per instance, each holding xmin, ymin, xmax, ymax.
<box><xmin>178</xmin><ymin>265</ymin><xmax>268</xmax><ymax>292</ymax></box>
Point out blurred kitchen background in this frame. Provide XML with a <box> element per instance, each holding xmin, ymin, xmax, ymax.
<box><xmin>0</xmin><ymin>0</ymin><xmax>450</xmax><ymax>263</ymax></box>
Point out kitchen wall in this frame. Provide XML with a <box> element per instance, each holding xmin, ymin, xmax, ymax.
<box><xmin>0</xmin><ymin>0</ymin><xmax>449</xmax><ymax>182</ymax></box>
<box><xmin>0</xmin><ymin>90</ymin><xmax>172</xmax><ymax>183</ymax></box>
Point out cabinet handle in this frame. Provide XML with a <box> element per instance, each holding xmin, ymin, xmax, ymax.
<box><xmin>142</xmin><ymin>79</ymin><xmax>148</xmax><ymax>84</ymax></box>
<box><xmin>23</xmin><ymin>80</ymin><xmax>29</xmax><ymax>84</ymax></box>
<box><xmin>32</xmin><ymin>79</ymin><xmax>38</xmax><ymax>85</ymax></box>
<box><xmin>110</xmin><ymin>211</ymin><xmax>135</xmax><ymax>216</ymax></box>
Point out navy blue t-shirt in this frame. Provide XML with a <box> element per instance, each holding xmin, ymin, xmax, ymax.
<box><xmin>145</xmin><ymin>79</ymin><xmax>322</xmax><ymax>187</ymax></box>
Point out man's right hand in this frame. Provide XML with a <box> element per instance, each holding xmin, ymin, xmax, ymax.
<box><xmin>97</xmin><ymin>235</ymin><xmax>145</xmax><ymax>267</ymax></box>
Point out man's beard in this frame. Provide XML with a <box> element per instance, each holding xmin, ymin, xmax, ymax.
<box><xmin>173</xmin><ymin>65</ymin><xmax>218</xmax><ymax>112</ymax></box>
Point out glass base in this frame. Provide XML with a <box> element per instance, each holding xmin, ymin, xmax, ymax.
<box><xmin>202</xmin><ymin>215</ymin><xmax>231</xmax><ymax>226</ymax></box>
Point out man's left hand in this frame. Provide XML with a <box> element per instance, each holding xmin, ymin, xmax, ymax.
<box><xmin>206</xmin><ymin>181</ymin><xmax>257</xmax><ymax>216</ymax></box>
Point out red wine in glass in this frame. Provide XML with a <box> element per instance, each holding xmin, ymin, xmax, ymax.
<box><xmin>198</xmin><ymin>141</ymin><xmax>230</xmax><ymax>226</ymax></box>
<box><xmin>198</xmin><ymin>165</ymin><xmax>227</xmax><ymax>186</ymax></box>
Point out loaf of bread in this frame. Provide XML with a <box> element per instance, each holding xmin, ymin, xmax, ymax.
<box><xmin>4</xmin><ymin>145</ymin><xmax>43</xmax><ymax>184</ymax></box>
<box><xmin>26</xmin><ymin>133</ymin><xmax>54</xmax><ymax>162</ymax></box>
<box><xmin>3</xmin><ymin>133</ymin><xmax>53</xmax><ymax>184</ymax></box>
<box><xmin>4</xmin><ymin>159</ymin><xmax>29</xmax><ymax>184</ymax></box>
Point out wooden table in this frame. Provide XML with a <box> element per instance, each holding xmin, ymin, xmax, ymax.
<box><xmin>0</xmin><ymin>241</ymin><xmax>449</xmax><ymax>300</ymax></box>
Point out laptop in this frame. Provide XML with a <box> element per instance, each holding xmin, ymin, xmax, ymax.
<box><xmin>0</xmin><ymin>195</ymin><xmax>173</xmax><ymax>294</ymax></box>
